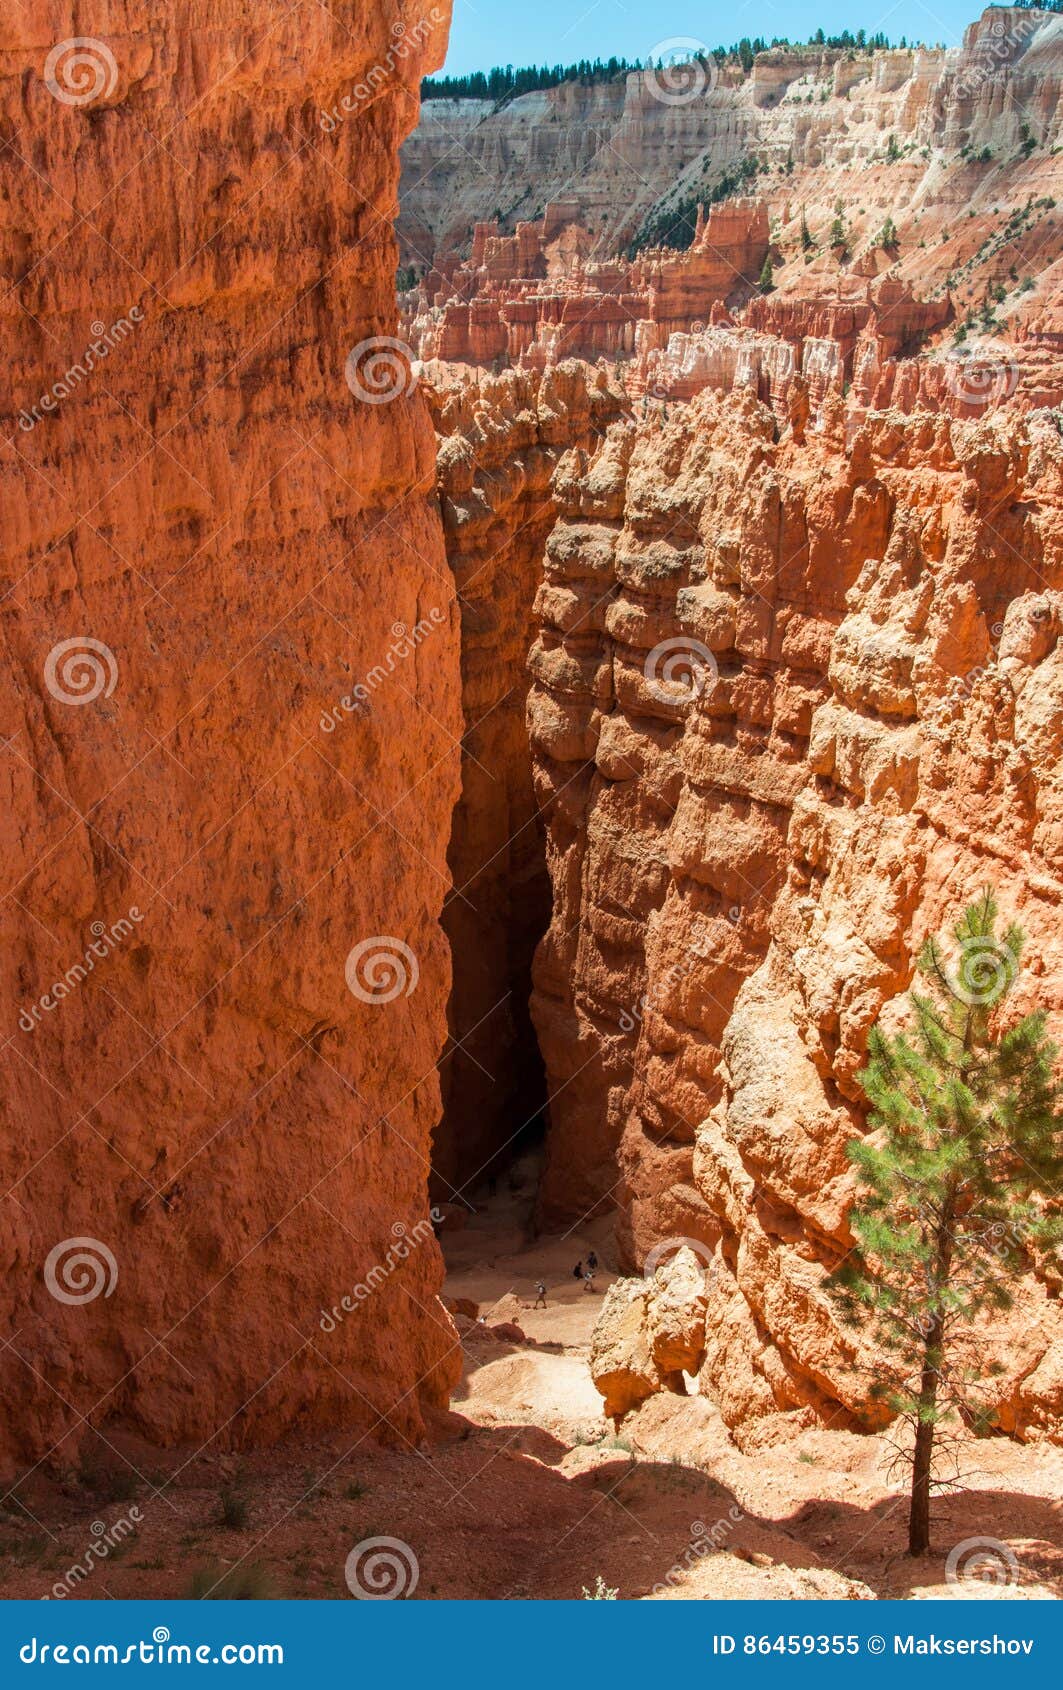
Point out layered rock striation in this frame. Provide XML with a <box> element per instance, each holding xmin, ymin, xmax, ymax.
<box><xmin>423</xmin><ymin>361</ymin><xmax>625</xmax><ymax>1192</ymax></box>
<box><xmin>0</xmin><ymin>0</ymin><xmax>460</xmax><ymax>1476</ymax></box>
<box><xmin>403</xmin><ymin>201</ymin><xmax>771</xmax><ymax>369</ymax></box>
<box><xmin>389</xmin><ymin>6</ymin><xmax>1063</xmax><ymax>1458</ymax></box>
<box><xmin>403</xmin><ymin>11</ymin><xmax>1063</xmax><ymax>272</ymax></box>
<box><xmin>526</xmin><ymin>386</ymin><xmax>1063</xmax><ymax>1443</ymax></box>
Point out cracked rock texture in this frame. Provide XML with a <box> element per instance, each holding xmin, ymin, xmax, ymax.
<box><xmin>526</xmin><ymin>384</ymin><xmax>1063</xmax><ymax>1444</ymax></box>
<box><xmin>0</xmin><ymin>0</ymin><xmax>461</xmax><ymax>1475</ymax></box>
<box><xmin>402</xmin><ymin>10</ymin><xmax>1063</xmax><ymax>284</ymax></box>
<box><xmin>422</xmin><ymin>360</ymin><xmax>625</xmax><ymax>1192</ymax></box>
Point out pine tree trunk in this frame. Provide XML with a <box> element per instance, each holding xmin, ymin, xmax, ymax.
<box><xmin>906</xmin><ymin>1151</ymin><xmax>962</xmax><ymax>1558</ymax></box>
<box><xmin>909</xmin><ymin>1210</ymin><xmax>953</xmax><ymax>1556</ymax></box>
<box><xmin>909</xmin><ymin>1382</ymin><xmax>936</xmax><ymax>1555</ymax></box>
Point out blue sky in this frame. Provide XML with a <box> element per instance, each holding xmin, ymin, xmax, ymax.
<box><xmin>441</xmin><ymin>0</ymin><xmax>985</xmax><ymax>73</ymax></box>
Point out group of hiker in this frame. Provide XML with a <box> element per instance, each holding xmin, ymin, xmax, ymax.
<box><xmin>531</xmin><ymin>1250</ymin><xmax>599</xmax><ymax>1308</ymax></box>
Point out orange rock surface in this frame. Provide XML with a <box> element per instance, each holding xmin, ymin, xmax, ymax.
<box><xmin>0</xmin><ymin>0</ymin><xmax>461</xmax><ymax>1477</ymax></box>
<box><xmin>403</xmin><ymin>201</ymin><xmax>770</xmax><ymax>368</ymax></box>
<box><xmin>524</xmin><ymin>387</ymin><xmax>1063</xmax><ymax>1443</ymax></box>
<box><xmin>422</xmin><ymin>360</ymin><xmax>625</xmax><ymax>1191</ymax></box>
<box><xmin>406</xmin><ymin>23</ymin><xmax>1063</xmax><ymax>1456</ymax></box>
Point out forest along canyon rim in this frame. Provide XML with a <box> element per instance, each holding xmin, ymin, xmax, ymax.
<box><xmin>0</xmin><ymin>0</ymin><xmax>1061</xmax><ymax>1602</ymax></box>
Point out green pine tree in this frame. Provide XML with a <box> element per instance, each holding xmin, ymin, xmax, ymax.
<box><xmin>829</xmin><ymin>891</ymin><xmax>1063</xmax><ymax>1556</ymax></box>
<box><xmin>758</xmin><ymin>254</ymin><xmax>775</xmax><ymax>293</ymax></box>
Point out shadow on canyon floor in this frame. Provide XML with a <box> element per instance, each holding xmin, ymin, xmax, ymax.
<box><xmin>0</xmin><ymin>1420</ymin><xmax>1058</xmax><ymax>1601</ymax></box>
<box><xmin>0</xmin><ymin>1180</ymin><xmax>1058</xmax><ymax>1600</ymax></box>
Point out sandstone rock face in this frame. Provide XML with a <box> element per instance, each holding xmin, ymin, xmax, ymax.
<box><xmin>403</xmin><ymin>201</ymin><xmax>769</xmax><ymax>370</ymax></box>
<box><xmin>403</xmin><ymin>13</ymin><xmax>1063</xmax><ymax>274</ymax></box>
<box><xmin>590</xmin><ymin>1245</ymin><xmax>709</xmax><ymax>1418</ymax></box>
<box><xmin>400</xmin><ymin>9</ymin><xmax>1063</xmax><ymax>433</ymax></box>
<box><xmin>529</xmin><ymin>385</ymin><xmax>1063</xmax><ymax>1444</ymax></box>
<box><xmin>422</xmin><ymin>361</ymin><xmax>625</xmax><ymax>1191</ymax></box>
<box><xmin>0</xmin><ymin>0</ymin><xmax>461</xmax><ymax>1476</ymax></box>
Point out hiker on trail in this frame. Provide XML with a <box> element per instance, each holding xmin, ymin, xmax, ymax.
<box><xmin>587</xmin><ymin>1250</ymin><xmax>598</xmax><ymax>1271</ymax></box>
<box><xmin>572</xmin><ymin>1260</ymin><xmax>583</xmax><ymax>1280</ymax></box>
<box><xmin>533</xmin><ymin>1281</ymin><xmax>547</xmax><ymax>1308</ymax></box>
<box><xmin>583</xmin><ymin>1269</ymin><xmax>597</xmax><ymax>1294</ymax></box>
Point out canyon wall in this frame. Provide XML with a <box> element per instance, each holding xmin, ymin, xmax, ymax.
<box><xmin>0</xmin><ymin>0</ymin><xmax>459</xmax><ymax>1477</ymax></box>
<box><xmin>526</xmin><ymin>385</ymin><xmax>1063</xmax><ymax>1443</ymax></box>
<box><xmin>406</xmin><ymin>23</ymin><xmax>1063</xmax><ymax>1450</ymax></box>
<box><xmin>423</xmin><ymin>361</ymin><xmax>625</xmax><ymax>1192</ymax></box>
<box><xmin>401</xmin><ymin>11</ymin><xmax>1063</xmax><ymax>340</ymax></box>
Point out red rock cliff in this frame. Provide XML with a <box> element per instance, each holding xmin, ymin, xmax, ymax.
<box><xmin>0</xmin><ymin>0</ymin><xmax>460</xmax><ymax>1476</ymax></box>
<box><xmin>421</xmin><ymin>360</ymin><xmax>625</xmax><ymax>1192</ymax></box>
<box><xmin>527</xmin><ymin>387</ymin><xmax>1063</xmax><ymax>1443</ymax></box>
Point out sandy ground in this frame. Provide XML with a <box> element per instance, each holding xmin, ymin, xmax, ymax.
<box><xmin>0</xmin><ymin>1169</ymin><xmax>1059</xmax><ymax>1600</ymax></box>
